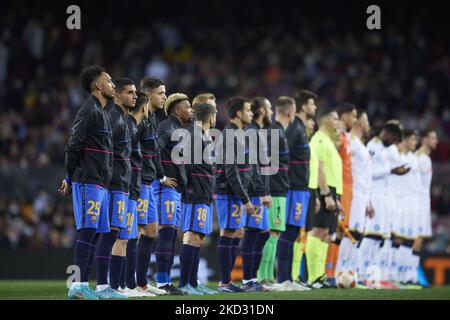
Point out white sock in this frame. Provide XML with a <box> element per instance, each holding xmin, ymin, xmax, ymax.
<box><xmin>252</xmin><ymin>278</ymin><xmax>258</xmax><ymax>283</ymax></box>
<box><xmin>389</xmin><ymin>245</ymin><xmax>399</xmax><ymax>282</ymax></box>
<box><xmin>242</xmin><ymin>279</ymin><xmax>252</xmax><ymax>285</ymax></box>
<box><xmin>411</xmin><ymin>253</ymin><xmax>420</xmax><ymax>283</ymax></box>
<box><xmin>358</xmin><ymin>237</ymin><xmax>380</xmax><ymax>282</ymax></box>
<box><xmin>96</xmin><ymin>284</ymin><xmax>109</xmax><ymax>292</ymax></box>
<box><xmin>336</xmin><ymin>237</ymin><xmax>353</xmax><ymax>275</ymax></box>
<box><xmin>397</xmin><ymin>246</ymin><xmax>409</xmax><ymax>283</ymax></box>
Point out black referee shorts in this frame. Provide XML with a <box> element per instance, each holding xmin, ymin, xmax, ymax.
<box><xmin>314</xmin><ymin>187</ymin><xmax>338</xmax><ymax>232</ymax></box>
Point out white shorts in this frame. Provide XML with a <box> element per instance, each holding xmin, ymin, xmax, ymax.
<box><xmin>394</xmin><ymin>193</ymin><xmax>417</xmax><ymax>239</ymax></box>
<box><xmin>349</xmin><ymin>190</ymin><xmax>369</xmax><ymax>234</ymax></box>
<box><xmin>417</xmin><ymin>194</ymin><xmax>432</xmax><ymax>238</ymax></box>
<box><xmin>391</xmin><ymin>194</ymin><xmax>403</xmax><ymax>236</ymax></box>
<box><xmin>364</xmin><ymin>192</ymin><xmax>392</xmax><ymax>237</ymax></box>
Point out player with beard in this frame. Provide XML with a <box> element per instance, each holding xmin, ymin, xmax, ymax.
<box><xmin>61</xmin><ymin>66</ymin><xmax>115</xmax><ymax>300</ymax></box>
<box><xmin>215</xmin><ymin>97</ymin><xmax>255</xmax><ymax>292</ymax></box>
<box><xmin>239</xmin><ymin>97</ymin><xmax>273</xmax><ymax>292</ymax></box>
<box><xmin>258</xmin><ymin>97</ymin><xmax>296</xmax><ymax>289</ymax></box>
<box><xmin>154</xmin><ymin>93</ymin><xmax>192</xmax><ymax>295</ymax></box>
<box><xmin>91</xmin><ymin>78</ymin><xmax>138</xmax><ymax>299</ymax></box>
<box><xmin>276</xmin><ymin>90</ymin><xmax>317</xmax><ymax>291</ymax></box>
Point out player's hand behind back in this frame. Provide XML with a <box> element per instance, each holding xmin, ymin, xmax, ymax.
<box><xmin>261</xmin><ymin>195</ymin><xmax>272</xmax><ymax>208</ymax></box>
<box><xmin>244</xmin><ymin>201</ymin><xmax>255</xmax><ymax>215</ymax></box>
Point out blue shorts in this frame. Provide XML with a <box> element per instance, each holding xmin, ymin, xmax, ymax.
<box><xmin>137</xmin><ymin>184</ymin><xmax>158</xmax><ymax>225</ymax></box>
<box><xmin>181</xmin><ymin>203</ymin><xmax>213</xmax><ymax>235</ymax></box>
<box><xmin>207</xmin><ymin>202</ymin><xmax>214</xmax><ymax>235</ymax></box>
<box><xmin>158</xmin><ymin>186</ymin><xmax>181</xmax><ymax>226</ymax></box>
<box><xmin>243</xmin><ymin>197</ymin><xmax>269</xmax><ymax>230</ymax></box>
<box><xmin>72</xmin><ymin>183</ymin><xmax>108</xmax><ymax>231</ymax></box>
<box><xmin>97</xmin><ymin>190</ymin><xmax>129</xmax><ymax>233</ymax></box>
<box><xmin>215</xmin><ymin>194</ymin><xmax>244</xmax><ymax>230</ymax></box>
<box><xmin>119</xmin><ymin>199</ymin><xmax>138</xmax><ymax>239</ymax></box>
<box><xmin>286</xmin><ymin>190</ymin><xmax>310</xmax><ymax>227</ymax></box>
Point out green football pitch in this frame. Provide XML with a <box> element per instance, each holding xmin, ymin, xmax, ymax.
<box><xmin>0</xmin><ymin>280</ymin><xmax>450</xmax><ymax>300</ymax></box>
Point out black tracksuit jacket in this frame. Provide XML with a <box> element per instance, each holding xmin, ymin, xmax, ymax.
<box><xmin>65</xmin><ymin>95</ymin><xmax>113</xmax><ymax>188</ymax></box>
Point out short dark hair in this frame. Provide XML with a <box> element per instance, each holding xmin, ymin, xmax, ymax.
<box><xmin>114</xmin><ymin>78</ymin><xmax>135</xmax><ymax>93</ymax></box>
<box><xmin>194</xmin><ymin>103</ymin><xmax>216</xmax><ymax>123</ymax></box>
<box><xmin>130</xmin><ymin>91</ymin><xmax>148</xmax><ymax>114</ymax></box>
<box><xmin>336</xmin><ymin>102</ymin><xmax>356</xmax><ymax>117</ymax></box>
<box><xmin>275</xmin><ymin>96</ymin><xmax>295</xmax><ymax>115</ymax></box>
<box><xmin>420</xmin><ymin>129</ymin><xmax>436</xmax><ymax>140</ymax></box>
<box><xmin>227</xmin><ymin>96</ymin><xmax>249</xmax><ymax>119</ymax></box>
<box><xmin>403</xmin><ymin>129</ymin><xmax>418</xmax><ymax>139</ymax></box>
<box><xmin>383</xmin><ymin>122</ymin><xmax>403</xmax><ymax>141</ymax></box>
<box><xmin>140</xmin><ymin>77</ymin><xmax>165</xmax><ymax>92</ymax></box>
<box><xmin>79</xmin><ymin>65</ymin><xmax>105</xmax><ymax>93</ymax></box>
<box><xmin>356</xmin><ymin>108</ymin><xmax>367</xmax><ymax>119</ymax></box>
<box><xmin>293</xmin><ymin>90</ymin><xmax>317</xmax><ymax>113</ymax></box>
<box><xmin>316</xmin><ymin>107</ymin><xmax>336</xmax><ymax>124</ymax></box>
<box><xmin>250</xmin><ymin>97</ymin><xmax>268</xmax><ymax>118</ymax></box>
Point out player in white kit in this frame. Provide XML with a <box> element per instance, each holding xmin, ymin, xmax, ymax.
<box><xmin>406</xmin><ymin>129</ymin><xmax>438</xmax><ymax>287</ymax></box>
<box><xmin>394</xmin><ymin>130</ymin><xmax>423</xmax><ymax>288</ymax></box>
<box><xmin>358</xmin><ymin>123</ymin><xmax>409</xmax><ymax>288</ymax></box>
<box><xmin>335</xmin><ymin>109</ymin><xmax>372</xmax><ymax>277</ymax></box>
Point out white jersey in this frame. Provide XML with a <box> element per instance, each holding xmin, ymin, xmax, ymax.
<box><xmin>417</xmin><ymin>153</ymin><xmax>433</xmax><ymax>195</ymax></box>
<box><xmin>367</xmin><ymin>138</ymin><xmax>390</xmax><ymax>193</ymax></box>
<box><xmin>404</xmin><ymin>152</ymin><xmax>422</xmax><ymax>195</ymax></box>
<box><xmin>416</xmin><ymin>152</ymin><xmax>433</xmax><ymax>237</ymax></box>
<box><xmin>351</xmin><ymin>135</ymin><xmax>372</xmax><ymax>194</ymax></box>
<box><xmin>387</xmin><ymin>144</ymin><xmax>405</xmax><ymax>197</ymax></box>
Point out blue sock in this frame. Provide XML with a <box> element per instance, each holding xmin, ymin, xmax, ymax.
<box><xmin>231</xmin><ymin>237</ymin><xmax>241</xmax><ymax>276</ymax></box>
<box><xmin>179</xmin><ymin>244</ymin><xmax>196</xmax><ymax>287</ymax></box>
<box><xmin>167</xmin><ymin>228</ymin><xmax>178</xmax><ymax>283</ymax></box>
<box><xmin>241</xmin><ymin>229</ymin><xmax>258</xmax><ymax>281</ymax></box>
<box><xmin>136</xmin><ymin>234</ymin><xmax>155</xmax><ymax>287</ymax></box>
<box><xmin>155</xmin><ymin>227</ymin><xmax>173</xmax><ymax>285</ymax></box>
<box><xmin>95</xmin><ymin>230</ymin><xmax>119</xmax><ymax>286</ymax></box>
<box><xmin>217</xmin><ymin>236</ymin><xmax>233</xmax><ymax>283</ymax></box>
<box><xmin>120</xmin><ymin>257</ymin><xmax>127</xmax><ymax>289</ymax></box>
<box><xmin>253</xmin><ymin>232</ymin><xmax>269</xmax><ymax>279</ymax></box>
<box><xmin>110</xmin><ymin>255</ymin><xmax>124</xmax><ymax>290</ymax></box>
<box><xmin>126</xmin><ymin>239</ymin><xmax>138</xmax><ymax>289</ymax></box>
<box><xmin>190</xmin><ymin>247</ymin><xmax>200</xmax><ymax>287</ymax></box>
<box><xmin>277</xmin><ymin>225</ymin><xmax>299</xmax><ymax>283</ymax></box>
<box><xmin>74</xmin><ymin>228</ymin><xmax>97</xmax><ymax>283</ymax></box>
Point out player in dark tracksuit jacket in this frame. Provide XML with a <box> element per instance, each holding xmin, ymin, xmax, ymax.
<box><xmin>112</xmin><ymin>92</ymin><xmax>151</xmax><ymax>293</ymax></box>
<box><xmin>154</xmin><ymin>93</ymin><xmax>192</xmax><ymax>294</ymax></box>
<box><xmin>93</xmin><ymin>79</ymin><xmax>138</xmax><ymax>298</ymax></box>
<box><xmin>256</xmin><ymin>96</ymin><xmax>296</xmax><ymax>285</ymax></box>
<box><xmin>276</xmin><ymin>90</ymin><xmax>317</xmax><ymax>286</ymax></box>
<box><xmin>215</xmin><ymin>97</ymin><xmax>256</xmax><ymax>292</ymax></box>
<box><xmin>178</xmin><ymin>103</ymin><xmax>218</xmax><ymax>294</ymax></box>
<box><xmin>60</xmin><ymin>65</ymin><xmax>115</xmax><ymax>299</ymax></box>
<box><xmin>238</xmin><ymin>97</ymin><xmax>273</xmax><ymax>291</ymax></box>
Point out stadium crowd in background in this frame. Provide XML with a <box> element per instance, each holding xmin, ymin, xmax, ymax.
<box><xmin>0</xmin><ymin>3</ymin><xmax>449</xmax><ymax>256</ymax></box>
